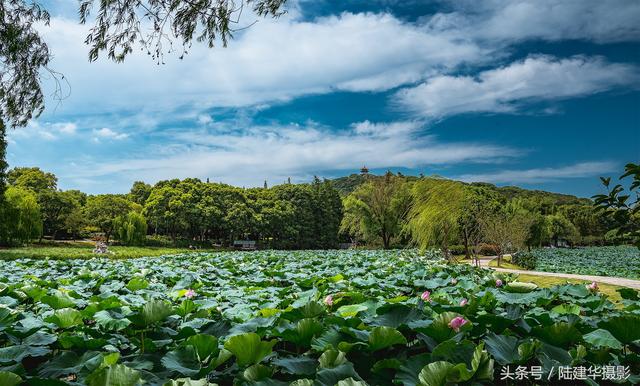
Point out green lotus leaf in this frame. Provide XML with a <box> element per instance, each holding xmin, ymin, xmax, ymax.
<box><xmin>431</xmin><ymin>339</ymin><xmax>475</xmax><ymax>365</ymax></box>
<box><xmin>38</xmin><ymin>351</ymin><xmax>104</xmax><ymax>379</ymax></box>
<box><xmin>130</xmin><ymin>299</ymin><xmax>173</xmax><ymax>327</ymax></box>
<box><xmin>94</xmin><ymin>310</ymin><xmax>132</xmax><ymax>331</ymax></box>
<box><xmin>86</xmin><ymin>364</ymin><xmax>141</xmax><ymax>386</ymax></box>
<box><xmin>243</xmin><ymin>364</ymin><xmax>272</xmax><ymax>382</ymax></box>
<box><xmin>0</xmin><ymin>344</ymin><xmax>51</xmax><ymax>363</ymax></box>
<box><xmin>599</xmin><ymin>315</ymin><xmax>640</xmax><ymax>344</ymax></box>
<box><xmin>184</xmin><ymin>334</ymin><xmax>219</xmax><ymax>361</ymax></box>
<box><xmin>163</xmin><ymin>378</ymin><xmax>211</xmax><ymax>386</ymax></box>
<box><xmin>418</xmin><ymin>361</ymin><xmax>455</xmax><ymax>386</ymax></box>
<box><xmin>336</xmin><ymin>304</ymin><xmax>368</xmax><ymax>318</ymax></box>
<box><xmin>583</xmin><ymin>329</ymin><xmax>623</xmax><ymax>350</ymax></box>
<box><xmin>273</xmin><ymin>356</ymin><xmax>317</xmax><ymax>375</ymax></box>
<box><xmin>371</xmin><ymin>304</ymin><xmax>421</xmax><ymax>328</ymax></box>
<box><xmin>368</xmin><ymin>326</ymin><xmax>407</xmax><ymax>351</ymax></box>
<box><xmin>126</xmin><ymin>277</ymin><xmax>149</xmax><ymax>292</ymax></box>
<box><xmin>422</xmin><ymin>312</ymin><xmax>469</xmax><ymax>343</ymax></box>
<box><xmin>23</xmin><ymin>330</ymin><xmax>57</xmax><ymax>346</ymax></box>
<box><xmin>0</xmin><ymin>296</ymin><xmax>18</xmax><ymax>307</ymax></box>
<box><xmin>281</xmin><ymin>318</ymin><xmax>324</xmax><ymax>347</ymax></box>
<box><xmin>289</xmin><ymin>379</ymin><xmax>314</xmax><ymax>386</ymax></box>
<box><xmin>319</xmin><ymin>349</ymin><xmax>347</xmax><ymax>369</ymax></box>
<box><xmin>311</xmin><ymin>328</ymin><xmax>342</xmax><ymax>351</ymax></box>
<box><xmin>315</xmin><ymin>362</ymin><xmax>362</xmax><ymax>386</ymax></box>
<box><xmin>504</xmin><ymin>282</ymin><xmax>537</xmax><ymax>293</ymax></box>
<box><xmin>337</xmin><ymin>378</ymin><xmax>367</xmax><ymax>386</ymax></box>
<box><xmin>372</xmin><ymin>358</ymin><xmax>402</xmax><ymax>374</ymax></box>
<box><xmin>483</xmin><ymin>332</ymin><xmax>519</xmax><ymax>365</ymax></box>
<box><xmin>41</xmin><ymin>291</ymin><xmax>76</xmax><ymax>309</ymax></box>
<box><xmin>223</xmin><ymin>332</ymin><xmax>276</xmax><ymax>367</ymax></box>
<box><xmin>532</xmin><ymin>321</ymin><xmax>581</xmax><ymax>348</ymax></box>
<box><xmin>471</xmin><ymin>343</ymin><xmax>494</xmax><ymax>381</ymax></box>
<box><xmin>0</xmin><ymin>307</ymin><xmax>16</xmax><ymax>331</ymax></box>
<box><xmin>550</xmin><ymin>304</ymin><xmax>581</xmax><ymax>315</ymax></box>
<box><xmin>0</xmin><ymin>371</ymin><xmax>21</xmax><ymax>386</ymax></box>
<box><xmin>616</xmin><ymin>288</ymin><xmax>639</xmax><ymax>300</ymax></box>
<box><xmin>162</xmin><ymin>346</ymin><xmax>201</xmax><ymax>377</ymax></box>
<box><xmin>46</xmin><ymin>308</ymin><xmax>83</xmax><ymax>329</ymax></box>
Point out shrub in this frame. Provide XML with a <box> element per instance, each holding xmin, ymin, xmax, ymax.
<box><xmin>511</xmin><ymin>251</ymin><xmax>537</xmax><ymax>270</ymax></box>
<box><xmin>448</xmin><ymin>244</ymin><xmax>467</xmax><ymax>255</ymax></box>
<box><xmin>478</xmin><ymin>243</ymin><xmax>498</xmax><ymax>256</ymax></box>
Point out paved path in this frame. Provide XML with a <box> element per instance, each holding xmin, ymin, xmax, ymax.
<box><xmin>468</xmin><ymin>257</ymin><xmax>640</xmax><ymax>290</ymax></box>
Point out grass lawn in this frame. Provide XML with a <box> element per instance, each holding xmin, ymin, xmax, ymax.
<box><xmin>516</xmin><ymin>273</ymin><xmax>624</xmax><ymax>303</ymax></box>
<box><xmin>460</xmin><ymin>254</ymin><xmax>627</xmax><ymax>302</ymax></box>
<box><xmin>488</xmin><ymin>255</ymin><xmax>522</xmax><ymax>270</ymax></box>
<box><xmin>0</xmin><ymin>242</ymin><xmax>218</xmax><ymax>260</ymax></box>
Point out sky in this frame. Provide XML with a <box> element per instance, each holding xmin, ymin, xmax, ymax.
<box><xmin>6</xmin><ymin>0</ymin><xmax>640</xmax><ymax>197</ymax></box>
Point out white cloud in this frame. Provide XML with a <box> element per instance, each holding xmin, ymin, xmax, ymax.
<box><xmin>6</xmin><ymin>120</ymin><xmax>78</xmax><ymax>141</ymax></box>
<box><xmin>93</xmin><ymin>127</ymin><xmax>129</xmax><ymax>140</ymax></box>
<box><xmin>54</xmin><ymin>122</ymin><xmax>77</xmax><ymax>134</ymax></box>
<box><xmin>37</xmin><ymin>12</ymin><xmax>486</xmax><ymax>117</ymax></box>
<box><xmin>456</xmin><ymin>161</ymin><xmax>618</xmax><ymax>184</ymax></box>
<box><xmin>436</xmin><ymin>0</ymin><xmax>640</xmax><ymax>43</ymax></box>
<box><xmin>60</xmin><ymin>121</ymin><xmax>518</xmax><ymax>191</ymax></box>
<box><xmin>395</xmin><ymin>55</ymin><xmax>639</xmax><ymax>118</ymax></box>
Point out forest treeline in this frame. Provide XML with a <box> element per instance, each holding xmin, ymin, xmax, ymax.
<box><xmin>0</xmin><ymin>166</ymin><xmax>635</xmax><ymax>253</ymax></box>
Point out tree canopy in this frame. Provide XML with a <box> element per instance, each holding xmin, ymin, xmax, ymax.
<box><xmin>79</xmin><ymin>0</ymin><xmax>288</xmax><ymax>63</ymax></box>
<box><xmin>341</xmin><ymin>173</ymin><xmax>411</xmax><ymax>249</ymax></box>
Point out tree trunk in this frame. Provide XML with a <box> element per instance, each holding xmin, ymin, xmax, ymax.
<box><xmin>463</xmin><ymin>231</ymin><xmax>471</xmax><ymax>259</ymax></box>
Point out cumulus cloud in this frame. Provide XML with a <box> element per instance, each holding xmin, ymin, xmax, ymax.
<box><xmin>54</xmin><ymin>122</ymin><xmax>77</xmax><ymax>134</ymax></box>
<box><xmin>38</xmin><ymin>12</ymin><xmax>485</xmax><ymax>117</ymax></box>
<box><xmin>92</xmin><ymin>127</ymin><xmax>129</xmax><ymax>140</ymax></box>
<box><xmin>456</xmin><ymin>161</ymin><xmax>618</xmax><ymax>184</ymax></box>
<box><xmin>436</xmin><ymin>0</ymin><xmax>640</xmax><ymax>43</ymax></box>
<box><xmin>395</xmin><ymin>55</ymin><xmax>639</xmax><ymax>118</ymax></box>
<box><xmin>59</xmin><ymin>120</ymin><xmax>518</xmax><ymax>191</ymax></box>
<box><xmin>7</xmin><ymin>121</ymin><xmax>78</xmax><ymax>141</ymax></box>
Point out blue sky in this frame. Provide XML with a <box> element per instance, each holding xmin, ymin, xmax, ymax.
<box><xmin>6</xmin><ymin>0</ymin><xmax>640</xmax><ymax>196</ymax></box>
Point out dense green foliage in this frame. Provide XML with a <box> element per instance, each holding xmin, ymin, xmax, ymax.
<box><xmin>0</xmin><ymin>167</ymin><xmax>343</xmax><ymax>248</ymax></box>
<box><xmin>593</xmin><ymin>163</ymin><xmax>640</xmax><ymax>247</ymax></box>
<box><xmin>0</xmin><ymin>166</ymin><xmax>627</xmax><ymax>253</ymax></box>
<box><xmin>514</xmin><ymin>246</ymin><xmax>640</xmax><ymax>279</ymax></box>
<box><xmin>341</xmin><ymin>174</ymin><xmax>411</xmax><ymax>249</ymax></box>
<box><xmin>339</xmin><ymin>175</ymin><xmax>613</xmax><ymax>260</ymax></box>
<box><xmin>0</xmin><ymin>186</ymin><xmax>42</xmax><ymax>244</ymax></box>
<box><xmin>0</xmin><ymin>250</ymin><xmax>638</xmax><ymax>385</ymax></box>
<box><xmin>114</xmin><ymin>212</ymin><xmax>149</xmax><ymax>246</ymax></box>
<box><xmin>408</xmin><ymin>179</ymin><xmax>466</xmax><ymax>259</ymax></box>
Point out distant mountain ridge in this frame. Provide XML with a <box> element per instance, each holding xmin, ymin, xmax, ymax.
<box><xmin>329</xmin><ymin>173</ymin><xmax>591</xmax><ymax>205</ymax></box>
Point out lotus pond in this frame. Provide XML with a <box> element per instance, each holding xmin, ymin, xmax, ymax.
<box><xmin>0</xmin><ymin>250</ymin><xmax>639</xmax><ymax>385</ymax></box>
<box><xmin>515</xmin><ymin>246</ymin><xmax>640</xmax><ymax>279</ymax></box>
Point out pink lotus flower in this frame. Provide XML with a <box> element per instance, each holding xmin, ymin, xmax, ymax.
<box><xmin>460</xmin><ymin>298</ymin><xmax>468</xmax><ymax>307</ymax></box>
<box><xmin>324</xmin><ymin>294</ymin><xmax>334</xmax><ymax>306</ymax></box>
<box><xmin>449</xmin><ymin>316</ymin><xmax>468</xmax><ymax>332</ymax></box>
<box><xmin>451</xmin><ymin>278</ymin><xmax>458</xmax><ymax>285</ymax></box>
<box><xmin>184</xmin><ymin>289</ymin><xmax>196</xmax><ymax>299</ymax></box>
<box><xmin>495</xmin><ymin>279</ymin><xmax>503</xmax><ymax>288</ymax></box>
<box><xmin>420</xmin><ymin>291</ymin><xmax>431</xmax><ymax>302</ymax></box>
<box><xmin>587</xmin><ymin>282</ymin><xmax>599</xmax><ymax>292</ymax></box>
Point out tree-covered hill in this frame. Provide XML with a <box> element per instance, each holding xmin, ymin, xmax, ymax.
<box><xmin>331</xmin><ymin>173</ymin><xmax>590</xmax><ymax>206</ymax></box>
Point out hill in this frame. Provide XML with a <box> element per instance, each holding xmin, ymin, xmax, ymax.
<box><xmin>330</xmin><ymin>173</ymin><xmax>591</xmax><ymax>205</ymax></box>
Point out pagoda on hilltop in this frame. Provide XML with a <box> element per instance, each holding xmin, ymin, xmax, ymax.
<box><xmin>360</xmin><ymin>165</ymin><xmax>369</xmax><ymax>175</ymax></box>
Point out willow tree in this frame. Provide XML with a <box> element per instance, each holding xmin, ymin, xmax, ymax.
<box><xmin>408</xmin><ymin>179</ymin><xmax>466</xmax><ymax>261</ymax></box>
<box><xmin>0</xmin><ymin>186</ymin><xmax>42</xmax><ymax>245</ymax></box>
<box><xmin>341</xmin><ymin>173</ymin><xmax>412</xmax><ymax>249</ymax></box>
